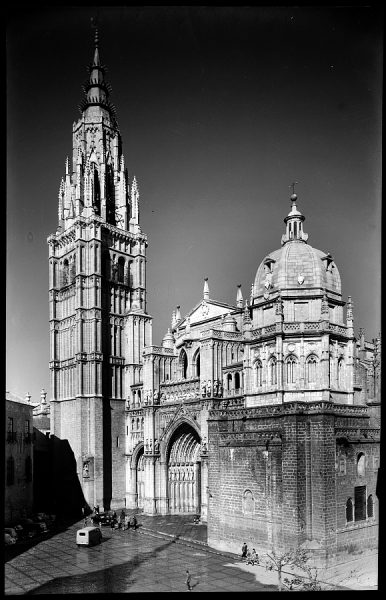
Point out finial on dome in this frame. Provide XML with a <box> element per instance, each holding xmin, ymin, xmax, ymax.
<box><xmin>289</xmin><ymin>181</ymin><xmax>298</xmax><ymax>199</ymax></box>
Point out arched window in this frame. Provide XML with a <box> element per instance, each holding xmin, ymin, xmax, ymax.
<box><xmin>307</xmin><ymin>355</ymin><xmax>317</xmax><ymax>383</ymax></box>
<box><xmin>138</xmin><ymin>390</ymin><xmax>141</xmax><ymax>405</ymax></box>
<box><xmin>117</xmin><ymin>257</ymin><xmax>125</xmax><ymax>283</ymax></box>
<box><xmin>286</xmin><ymin>355</ymin><xmax>297</xmax><ymax>384</ymax></box>
<box><xmin>226</xmin><ymin>373</ymin><xmax>232</xmax><ymax>391</ymax></box>
<box><xmin>338</xmin><ymin>357</ymin><xmax>344</xmax><ymax>388</ymax></box>
<box><xmin>93</xmin><ymin>167</ymin><xmax>101</xmax><ymax>214</ymax></box>
<box><xmin>234</xmin><ymin>372</ymin><xmax>240</xmax><ymax>390</ymax></box>
<box><xmin>62</xmin><ymin>259</ymin><xmax>69</xmax><ymax>286</ymax></box>
<box><xmin>269</xmin><ymin>357</ymin><xmax>277</xmax><ymax>386</ymax></box>
<box><xmin>70</xmin><ymin>257</ymin><xmax>76</xmax><ymax>282</ymax></box>
<box><xmin>367</xmin><ymin>494</ymin><xmax>374</xmax><ymax>518</ymax></box>
<box><xmin>357</xmin><ymin>453</ymin><xmax>366</xmax><ymax>476</ymax></box>
<box><xmin>25</xmin><ymin>456</ymin><xmax>32</xmax><ymax>482</ymax></box>
<box><xmin>6</xmin><ymin>457</ymin><xmax>15</xmax><ymax>486</ymax></box>
<box><xmin>136</xmin><ymin>417</ymin><xmax>140</xmax><ymax>431</ymax></box>
<box><xmin>193</xmin><ymin>350</ymin><xmax>200</xmax><ymax>377</ymax></box>
<box><xmin>346</xmin><ymin>498</ymin><xmax>353</xmax><ymax>522</ymax></box>
<box><xmin>180</xmin><ymin>349</ymin><xmax>188</xmax><ymax>379</ymax></box>
<box><xmin>243</xmin><ymin>489</ymin><xmax>254</xmax><ymax>515</ymax></box>
<box><xmin>255</xmin><ymin>360</ymin><xmax>263</xmax><ymax>387</ymax></box>
<box><xmin>131</xmin><ymin>418</ymin><xmax>135</xmax><ymax>430</ymax></box>
<box><xmin>329</xmin><ymin>354</ymin><xmax>334</xmax><ymax>387</ymax></box>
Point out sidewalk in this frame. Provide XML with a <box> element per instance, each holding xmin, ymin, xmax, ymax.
<box><xmin>128</xmin><ymin>510</ymin><xmax>378</xmax><ymax>590</ymax></box>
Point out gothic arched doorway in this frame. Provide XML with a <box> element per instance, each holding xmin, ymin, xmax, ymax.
<box><xmin>137</xmin><ymin>452</ymin><xmax>145</xmax><ymax>509</ymax></box>
<box><xmin>167</xmin><ymin>424</ymin><xmax>201</xmax><ymax>514</ymax></box>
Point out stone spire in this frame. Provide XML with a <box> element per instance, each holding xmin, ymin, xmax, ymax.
<box><xmin>41</xmin><ymin>388</ymin><xmax>47</xmax><ymax>405</ymax></box>
<box><xmin>203</xmin><ymin>278</ymin><xmax>210</xmax><ymax>301</ymax></box>
<box><xmin>236</xmin><ymin>284</ymin><xmax>243</xmax><ymax>308</ymax></box>
<box><xmin>175</xmin><ymin>305</ymin><xmax>181</xmax><ymax>322</ymax></box>
<box><xmin>79</xmin><ymin>27</ymin><xmax>115</xmax><ymax>118</ymax></box>
<box><xmin>281</xmin><ymin>186</ymin><xmax>308</xmax><ymax>246</ymax></box>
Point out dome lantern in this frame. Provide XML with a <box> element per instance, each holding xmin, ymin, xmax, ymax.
<box><xmin>281</xmin><ymin>184</ymin><xmax>308</xmax><ymax>246</ymax></box>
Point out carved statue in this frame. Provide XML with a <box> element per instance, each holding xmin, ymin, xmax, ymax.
<box><xmin>206</xmin><ymin>380</ymin><xmax>211</xmax><ymax>397</ymax></box>
<box><xmin>201</xmin><ymin>382</ymin><xmax>206</xmax><ymax>397</ymax></box>
<box><xmin>149</xmin><ymin>439</ymin><xmax>153</xmax><ymax>453</ymax></box>
<box><xmin>201</xmin><ymin>437</ymin><xmax>208</xmax><ymax>453</ymax></box>
<box><xmin>213</xmin><ymin>380</ymin><xmax>219</xmax><ymax>397</ymax></box>
<box><xmin>153</xmin><ymin>390</ymin><xmax>159</xmax><ymax>404</ymax></box>
<box><xmin>218</xmin><ymin>382</ymin><xmax>223</xmax><ymax>397</ymax></box>
<box><xmin>154</xmin><ymin>439</ymin><xmax>160</xmax><ymax>453</ymax></box>
<box><xmin>145</xmin><ymin>439</ymin><xmax>149</xmax><ymax>452</ymax></box>
<box><xmin>83</xmin><ymin>461</ymin><xmax>89</xmax><ymax>477</ymax></box>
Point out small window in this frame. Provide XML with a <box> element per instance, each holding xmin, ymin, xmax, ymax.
<box><xmin>357</xmin><ymin>453</ymin><xmax>366</xmax><ymax>476</ymax></box>
<box><xmin>234</xmin><ymin>372</ymin><xmax>240</xmax><ymax>390</ymax></box>
<box><xmin>255</xmin><ymin>360</ymin><xmax>263</xmax><ymax>387</ymax></box>
<box><xmin>286</xmin><ymin>355</ymin><xmax>297</xmax><ymax>384</ymax></box>
<box><xmin>307</xmin><ymin>355</ymin><xmax>317</xmax><ymax>384</ymax></box>
<box><xmin>227</xmin><ymin>373</ymin><xmax>233</xmax><ymax>390</ymax></box>
<box><xmin>339</xmin><ymin>455</ymin><xmax>346</xmax><ymax>475</ymax></box>
<box><xmin>346</xmin><ymin>498</ymin><xmax>353</xmax><ymax>522</ymax></box>
<box><xmin>116</xmin><ymin>436</ymin><xmax>120</xmax><ymax>448</ymax></box>
<box><xmin>269</xmin><ymin>357</ymin><xmax>277</xmax><ymax>386</ymax></box>
<box><xmin>367</xmin><ymin>495</ymin><xmax>374</xmax><ymax>518</ymax></box>
<box><xmin>354</xmin><ymin>486</ymin><xmax>366</xmax><ymax>521</ymax></box>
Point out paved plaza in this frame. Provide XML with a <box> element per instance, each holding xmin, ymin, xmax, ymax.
<box><xmin>4</xmin><ymin>513</ymin><xmax>378</xmax><ymax>594</ymax></box>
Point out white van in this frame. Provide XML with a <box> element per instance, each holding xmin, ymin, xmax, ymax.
<box><xmin>76</xmin><ymin>526</ymin><xmax>102</xmax><ymax>547</ymax></box>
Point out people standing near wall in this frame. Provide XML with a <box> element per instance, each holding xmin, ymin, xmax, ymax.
<box><xmin>241</xmin><ymin>542</ymin><xmax>248</xmax><ymax>560</ymax></box>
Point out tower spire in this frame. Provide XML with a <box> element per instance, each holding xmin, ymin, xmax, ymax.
<box><xmin>78</xmin><ymin>25</ymin><xmax>115</xmax><ymax>119</ymax></box>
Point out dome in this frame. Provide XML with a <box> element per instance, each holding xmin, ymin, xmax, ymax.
<box><xmin>253</xmin><ymin>242</ymin><xmax>341</xmax><ymax>299</ymax></box>
<box><xmin>252</xmin><ymin>193</ymin><xmax>342</xmax><ymax>300</ymax></box>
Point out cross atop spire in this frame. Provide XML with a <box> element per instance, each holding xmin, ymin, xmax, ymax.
<box><xmin>289</xmin><ymin>181</ymin><xmax>298</xmax><ymax>196</ymax></box>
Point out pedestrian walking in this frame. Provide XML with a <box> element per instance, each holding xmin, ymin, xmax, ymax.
<box><xmin>125</xmin><ymin>515</ymin><xmax>130</xmax><ymax>531</ymax></box>
<box><xmin>241</xmin><ymin>542</ymin><xmax>248</xmax><ymax>560</ymax></box>
<box><xmin>185</xmin><ymin>569</ymin><xmax>192</xmax><ymax>591</ymax></box>
<box><xmin>120</xmin><ymin>509</ymin><xmax>125</xmax><ymax>528</ymax></box>
<box><xmin>110</xmin><ymin>516</ymin><xmax>116</xmax><ymax>531</ymax></box>
<box><xmin>131</xmin><ymin>515</ymin><xmax>137</xmax><ymax>530</ymax></box>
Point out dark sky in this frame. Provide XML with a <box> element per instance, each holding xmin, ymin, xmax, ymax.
<box><xmin>7</xmin><ymin>6</ymin><xmax>382</xmax><ymax>403</ymax></box>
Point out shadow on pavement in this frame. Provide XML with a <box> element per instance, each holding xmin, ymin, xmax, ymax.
<box><xmin>25</xmin><ymin>535</ymin><xmax>182</xmax><ymax>594</ymax></box>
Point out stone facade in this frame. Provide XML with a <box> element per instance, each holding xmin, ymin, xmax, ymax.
<box><xmin>5</xmin><ymin>393</ymin><xmax>34</xmax><ymax>524</ymax></box>
<box><xmin>48</xmin><ymin>33</ymin><xmax>380</xmax><ymax>563</ymax></box>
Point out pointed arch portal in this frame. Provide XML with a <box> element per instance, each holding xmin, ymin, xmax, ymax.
<box><xmin>167</xmin><ymin>423</ymin><xmax>201</xmax><ymax>514</ymax></box>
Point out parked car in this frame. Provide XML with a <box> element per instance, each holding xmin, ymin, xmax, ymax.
<box><xmin>19</xmin><ymin>518</ymin><xmax>47</xmax><ymax>538</ymax></box>
<box><xmin>98</xmin><ymin>513</ymin><xmax>112</xmax><ymax>526</ymax></box>
<box><xmin>76</xmin><ymin>526</ymin><xmax>102</xmax><ymax>546</ymax></box>
<box><xmin>4</xmin><ymin>529</ymin><xmax>17</xmax><ymax>545</ymax></box>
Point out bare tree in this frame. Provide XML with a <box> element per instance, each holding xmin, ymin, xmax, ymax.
<box><xmin>263</xmin><ymin>547</ymin><xmax>322</xmax><ymax>591</ymax></box>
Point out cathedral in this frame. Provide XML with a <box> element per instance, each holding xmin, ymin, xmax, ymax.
<box><xmin>48</xmin><ymin>32</ymin><xmax>380</xmax><ymax>563</ymax></box>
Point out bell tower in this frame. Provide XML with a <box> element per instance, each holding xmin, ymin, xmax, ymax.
<box><xmin>48</xmin><ymin>29</ymin><xmax>152</xmax><ymax>511</ymax></box>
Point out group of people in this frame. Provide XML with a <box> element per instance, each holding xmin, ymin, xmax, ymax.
<box><xmin>84</xmin><ymin>506</ymin><xmax>138</xmax><ymax>531</ymax></box>
<box><xmin>241</xmin><ymin>543</ymin><xmax>259</xmax><ymax>565</ymax></box>
<box><xmin>109</xmin><ymin>510</ymin><xmax>138</xmax><ymax>531</ymax></box>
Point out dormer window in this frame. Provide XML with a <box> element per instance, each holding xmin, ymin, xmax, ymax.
<box><xmin>321</xmin><ymin>252</ymin><xmax>334</xmax><ymax>272</ymax></box>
